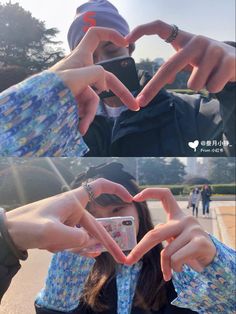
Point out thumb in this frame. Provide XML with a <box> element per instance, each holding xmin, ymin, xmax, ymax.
<box><xmin>77</xmin><ymin>86</ymin><xmax>99</xmax><ymax>136</ymax></box>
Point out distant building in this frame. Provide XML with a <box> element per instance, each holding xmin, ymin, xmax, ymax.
<box><xmin>186</xmin><ymin>158</ymin><xmax>211</xmax><ymax>178</ymax></box>
<box><xmin>186</xmin><ymin>158</ymin><xmax>198</xmax><ymax>176</ymax></box>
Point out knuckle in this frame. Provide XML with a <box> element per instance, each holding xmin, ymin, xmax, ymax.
<box><xmin>206</xmin><ymin>82</ymin><xmax>220</xmax><ymax>94</ymax></box>
<box><xmin>182</xmin><ymin>215</ymin><xmax>198</xmax><ymax>226</ymax></box>
<box><xmin>209</xmin><ymin>45</ymin><xmax>224</xmax><ymax>59</ymax></box>
<box><xmin>163</xmin><ymin>188</ymin><xmax>172</xmax><ymax>195</ymax></box>
<box><xmin>87</xmin><ymin>26</ymin><xmax>97</xmax><ymax>36</ymax></box>
<box><xmin>97</xmin><ymin>178</ymin><xmax>106</xmax><ymax>184</ymax></box>
<box><xmin>192</xmin><ymin>235</ymin><xmax>209</xmax><ymax>249</ymax></box>
<box><xmin>95</xmin><ymin>65</ymin><xmax>105</xmax><ymax>74</ymax></box>
<box><xmin>192</xmin><ymin>35</ymin><xmax>208</xmax><ymax>47</ymax></box>
<box><xmin>224</xmin><ymin>55</ymin><xmax>234</xmax><ymax>69</ymax></box>
<box><xmin>189</xmin><ymin>224</ymin><xmax>203</xmax><ymax>235</ymax></box>
<box><xmin>161</xmin><ymin>248</ymin><xmax>170</xmax><ymax>259</ymax></box>
<box><xmin>170</xmin><ymin>255</ymin><xmax>178</xmax><ymax>266</ymax></box>
<box><xmin>147</xmin><ymin>229</ymin><xmax>160</xmax><ymax>242</ymax></box>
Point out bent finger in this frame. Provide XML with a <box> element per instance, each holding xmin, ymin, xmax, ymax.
<box><xmin>170</xmin><ymin>242</ymin><xmax>203</xmax><ymax>273</ymax></box>
<box><xmin>78</xmin><ymin>27</ymin><xmax>128</xmax><ymax>55</ymax></box>
<box><xmin>133</xmin><ymin>188</ymin><xmax>183</xmax><ymax>219</ymax></box>
<box><xmin>161</xmin><ymin>233</ymin><xmax>190</xmax><ymax>281</ymax></box>
<box><xmin>78</xmin><ymin>86</ymin><xmax>99</xmax><ymax>136</ymax></box>
<box><xmin>206</xmin><ymin>58</ymin><xmax>234</xmax><ymax>93</ymax></box>
<box><xmin>89</xmin><ymin>179</ymin><xmax>133</xmax><ymax>203</ymax></box>
<box><xmin>126</xmin><ymin>222</ymin><xmax>182</xmax><ymax>265</ymax></box>
<box><xmin>126</xmin><ymin>20</ymin><xmax>192</xmax><ymax>49</ymax></box>
<box><xmin>79</xmin><ymin>211</ymin><xmax>127</xmax><ymax>263</ymax></box>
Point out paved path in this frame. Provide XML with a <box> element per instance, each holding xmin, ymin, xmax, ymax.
<box><xmin>0</xmin><ymin>201</ymin><xmax>234</xmax><ymax>314</ymax></box>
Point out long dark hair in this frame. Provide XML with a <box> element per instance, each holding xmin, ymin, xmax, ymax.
<box><xmin>70</xmin><ymin>163</ymin><xmax>168</xmax><ymax>311</ymax></box>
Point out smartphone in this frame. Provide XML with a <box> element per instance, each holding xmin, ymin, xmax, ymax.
<box><xmin>82</xmin><ymin>216</ymin><xmax>137</xmax><ymax>253</ymax></box>
<box><xmin>96</xmin><ymin>56</ymin><xmax>141</xmax><ymax>99</ymax></box>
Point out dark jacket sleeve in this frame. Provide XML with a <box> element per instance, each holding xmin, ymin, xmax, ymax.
<box><xmin>0</xmin><ymin>234</ymin><xmax>21</xmax><ymax>302</ymax></box>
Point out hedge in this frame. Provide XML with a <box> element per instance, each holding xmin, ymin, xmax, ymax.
<box><xmin>140</xmin><ymin>184</ymin><xmax>236</xmax><ymax>195</ymax></box>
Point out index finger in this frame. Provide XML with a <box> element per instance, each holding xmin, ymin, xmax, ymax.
<box><xmin>78</xmin><ymin>27</ymin><xmax>128</xmax><ymax>55</ymax></box>
<box><xmin>126</xmin><ymin>221</ymin><xmax>182</xmax><ymax>265</ymax></box>
<box><xmin>79</xmin><ymin>210</ymin><xmax>127</xmax><ymax>263</ymax></box>
<box><xmin>136</xmin><ymin>45</ymin><xmax>196</xmax><ymax>106</ymax></box>
<box><xmin>133</xmin><ymin>188</ymin><xmax>183</xmax><ymax>219</ymax></box>
<box><xmin>126</xmin><ymin>20</ymin><xmax>192</xmax><ymax>49</ymax></box>
<box><xmin>90</xmin><ymin>178</ymin><xmax>133</xmax><ymax>203</ymax></box>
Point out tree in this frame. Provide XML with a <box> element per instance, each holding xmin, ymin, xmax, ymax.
<box><xmin>208</xmin><ymin>157</ymin><xmax>236</xmax><ymax>184</ymax></box>
<box><xmin>165</xmin><ymin>158</ymin><xmax>186</xmax><ymax>184</ymax></box>
<box><xmin>0</xmin><ymin>65</ymin><xmax>28</xmax><ymax>92</ymax></box>
<box><xmin>136</xmin><ymin>58</ymin><xmax>154</xmax><ymax>75</ymax></box>
<box><xmin>139</xmin><ymin>158</ymin><xmax>167</xmax><ymax>185</ymax></box>
<box><xmin>184</xmin><ymin>177</ymin><xmax>211</xmax><ymax>185</ymax></box>
<box><xmin>0</xmin><ymin>2</ymin><xmax>65</xmax><ymax>73</ymax></box>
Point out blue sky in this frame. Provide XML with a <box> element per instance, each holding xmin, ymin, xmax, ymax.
<box><xmin>6</xmin><ymin>0</ymin><xmax>236</xmax><ymax>62</ymax></box>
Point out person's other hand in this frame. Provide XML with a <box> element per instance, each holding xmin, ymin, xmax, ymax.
<box><xmin>126</xmin><ymin>20</ymin><xmax>236</xmax><ymax>107</ymax></box>
<box><xmin>56</xmin><ymin>65</ymin><xmax>139</xmax><ymax>135</ymax></box>
<box><xmin>126</xmin><ymin>188</ymin><xmax>216</xmax><ymax>281</ymax></box>
<box><xmin>5</xmin><ymin>179</ymin><xmax>133</xmax><ymax>263</ymax></box>
<box><xmin>50</xmin><ymin>27</ymin><xmax>139</xmax><ymax>135</ymax></box>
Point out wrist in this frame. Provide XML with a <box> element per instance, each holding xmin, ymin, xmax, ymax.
<box><xmin>52</xmin><ymin>70</ymin><xmax>77</xmax><ymax>97</ymax></box>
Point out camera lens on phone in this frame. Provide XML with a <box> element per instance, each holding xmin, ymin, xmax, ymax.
<box><xmin>122</xmin><ymin>220</ymin><xmax>132</xmax><ymax>226</ymax></box>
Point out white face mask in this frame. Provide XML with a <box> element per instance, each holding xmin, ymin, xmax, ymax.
<box><xmin>103</xmin><ymin>103</ymin><xmax>126</xmax><ymax>118</ymax></box>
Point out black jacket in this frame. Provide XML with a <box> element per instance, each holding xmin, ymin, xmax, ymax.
<box><xmin>84</xmin><ymin>72</ymin><xmax>235</xmax><ymax>157</ymax></box>
<box><xmin>35</xmin><ymin>277</ymin><xmax>197</xmax><ymax>314</ymax></box>
<box><xmin>0</xmin><ymin>232</ymin><xmax>22</xmax><ymax>303</ymax></box>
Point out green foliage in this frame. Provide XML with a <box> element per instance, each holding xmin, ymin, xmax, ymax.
<box><xmin>136</xmin><ymin>58</ymin><xmax>154</xmax><ymax>75</ymax></box>
<box><xmin>211</xmin><ymin>184</ymin><xmax>236</xmax><ymax>195</ymax></box>
<box><xmin>26</xmin><ymin>158</ymin><xmax>75</xmax><ymax>186</ymax></box>
<box><xmin>140</xmin><ymin>184</ymin><xmax>236</xmax><ymax>195</ymax></box>
<box><xmin>208</xmin><ymin>158</ymin><xmax>235</xmax><ymax>184</ymax></box>
<box><xmin>0</xmin><ymin>65</ymin><xmax>28</xmax><ymax>92</ymax></box>
<box><xmin>138</xmin><ymin>158</ymin><xmax>186</xmax><ymax>185</ymax></box>
<box><xmin>140</xmin><ymin>185</ymin><xmax>185</xmax><ymax>195</ymax></box>
<box><xmin>184</xmin><ymin>177</ymin><xmax>211</xmax><ymax>185</ymax></box>
<box><xmin>0</xmin><ymin>2</ymin><xmax>65</xmax><ymax>73</ymax></box>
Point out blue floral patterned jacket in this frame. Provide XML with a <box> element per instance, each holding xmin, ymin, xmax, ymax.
<box><xmin>35</xmin><ymin>236</ymin><xmax>236</xmax><ymax>314</ymax></box>
<box><xmin>0</xmin><ymin>72</ymin><xmax>88</xmax><ymax>157</ymax></box>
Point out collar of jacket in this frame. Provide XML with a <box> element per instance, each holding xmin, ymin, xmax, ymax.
<box><xmin>112</xmin><ymin>71</ymin><xmax>176</xmax><ymax>139</ymax></box>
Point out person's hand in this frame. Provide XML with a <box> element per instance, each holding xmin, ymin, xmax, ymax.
<box><xmin>126</xmin><ymin>188</ymin><xmax>216</xmax><ymax>281</ymax></box>
<box><xmin>50</xmin><ymin>27</ymin><xmax>139</xmax><ymax>135</ymax></box>
<box><xmin>5</xmin><ymin>179</ymin><xmax>133</xmax><ymax>263</ymax></box>
<box><xmin>56</xmin><ymin>66</ymin><xmax>139</xmax><ymax>135</ymax></box>
<box><xmin>126</xmin><ymin>20</ymin><xmax>236</xmax><ymax>107</ymax></box>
